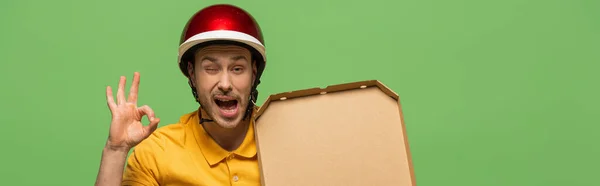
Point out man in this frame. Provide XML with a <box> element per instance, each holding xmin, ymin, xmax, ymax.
<box><xmin>95</xmin><ymin>4</ymin><xmax>267</xmax><ymax>185</ymax></box>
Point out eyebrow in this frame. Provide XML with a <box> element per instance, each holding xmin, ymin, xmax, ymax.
<box><xmin>199</xmin><ymin>55</ymin><xmax>248</xmax><ymax>64</ymax></box>
<box><xmin>231</xmin><ymin>55</ymin><xmax>248</xmax><ymax>61</ymax></box>
<box><xmin>200</xmin><ymin>56</ymin><xmax>218</xmax><ymax>63</ymax></box>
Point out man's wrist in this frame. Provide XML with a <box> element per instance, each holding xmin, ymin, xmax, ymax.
<box><xmin>104</xmin><ymin>143</ymin><xmax>131</xmax><ymax>154</ymax></box>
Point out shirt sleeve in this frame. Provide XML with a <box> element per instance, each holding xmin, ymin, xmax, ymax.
<box><xmin>121</xmin><ymin>135</ymin><xmax>164</xmax><ymax>186</ymax></box>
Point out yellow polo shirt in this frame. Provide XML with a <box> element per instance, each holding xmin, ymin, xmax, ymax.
<box><xmin>121</xmin><ymin>108</ymin><xmax>260</xmax><ymax>186</ymax></box>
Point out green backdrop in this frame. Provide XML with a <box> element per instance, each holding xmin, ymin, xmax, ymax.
<box><xmin>1</xmin><ymin>0</ymin><xmax>598</xmax><ymax>185</ymax></box>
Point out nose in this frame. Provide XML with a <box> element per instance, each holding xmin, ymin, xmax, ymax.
<box><xmin>217</xmin><ymin>71</ymin><xmax>232</xmax><ymax>93</ymax></box>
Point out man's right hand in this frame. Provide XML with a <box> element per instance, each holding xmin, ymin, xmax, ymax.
<box><xmin>104</xmin><ymin>72</ymin><xmax>160</xmax><ymax>152</ymax></box>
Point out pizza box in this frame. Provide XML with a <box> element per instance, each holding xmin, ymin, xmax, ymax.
<box><xmin>254</xmin><ymin>80</ymin><xmax>416</xmax><ymax>186</ymax></box>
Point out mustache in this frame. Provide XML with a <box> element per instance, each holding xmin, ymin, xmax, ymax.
<box><xmin>212</xmin><ymin>91</ymin><xmax>239</xmax><ymax>99</ymax></box>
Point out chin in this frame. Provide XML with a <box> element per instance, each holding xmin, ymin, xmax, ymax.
<box><xmin>214</xmin><ymin>118</ymin><xmax>242</xmax><ymax>129</ymax></box>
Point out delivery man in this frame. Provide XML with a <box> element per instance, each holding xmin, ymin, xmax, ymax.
<box><xmin>95</xmin><ymin>4</ymin><xmax>268</xmax><ymax>185</ymax></box>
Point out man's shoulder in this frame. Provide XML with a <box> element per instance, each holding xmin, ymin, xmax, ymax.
<box><xmin>122</xmin><ymin>110</ymin><xmax>198</xmax><ymax>186</ymax></box>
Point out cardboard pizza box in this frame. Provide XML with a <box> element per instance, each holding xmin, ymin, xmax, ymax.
<box><xmin>254</xmin><ymin>80</ymin><xmax>416</xmax><ymax>186</ymax></box>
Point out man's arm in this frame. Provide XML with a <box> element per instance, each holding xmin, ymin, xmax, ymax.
<box><xmin>95</xmin><ymin>146</ymin><xmax>129</xmax><ymax>186</ymax></box>
<box><xmin>95</xmin><ymin>72</ymin><xmax>160</xmax><ymax>186</ymax></box>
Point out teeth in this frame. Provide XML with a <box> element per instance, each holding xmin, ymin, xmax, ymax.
<box><xmin>223</xmin><ymin>108</ymin><xmax>236</xmax><ymax>112</ymax></box>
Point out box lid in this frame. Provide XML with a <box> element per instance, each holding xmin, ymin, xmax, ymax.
<box><xmin>254</xmin><ymin>80</ymin><xmax>415</xmax><ymax>186</ymax></box>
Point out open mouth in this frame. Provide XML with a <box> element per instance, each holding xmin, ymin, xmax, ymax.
<box><xmin>214</xmin><ymin>97</ymin><xmax>239</xmax><ymax>118</ymax></box>
<box><xmin>215</xmin><ymin>98</ymin><xmax>238</xmax><ymax>110</ymax></box>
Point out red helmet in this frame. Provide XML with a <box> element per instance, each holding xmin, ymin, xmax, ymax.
<box><xmin>178</xmin><ymin>4</ymin><xmax>266</xmax><ymax>79</ymax></box>
<box><xmin>178</xmin><ymin>4</ymin><xmax>266</xmax><ymax>118</ymax></box>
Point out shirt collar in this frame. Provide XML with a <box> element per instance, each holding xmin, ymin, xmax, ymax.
<box><xmin>190</xmin><ymin>107</ymin><xmax>258</xmax><ymax>166</ymax></box>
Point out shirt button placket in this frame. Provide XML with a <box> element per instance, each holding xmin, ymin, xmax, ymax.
<box><xmin>228</xmin><ymin>153</ymin><xmax>239</xmax><ymax>184</ymax></box>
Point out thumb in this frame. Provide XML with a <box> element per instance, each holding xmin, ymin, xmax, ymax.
<box><xmin>144</xmin><ymin>117</ymin><xmax>160</xmax><ymax>137</ymax></box>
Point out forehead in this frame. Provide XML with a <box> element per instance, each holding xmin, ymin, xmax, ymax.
<box><xmin>194</xmin><ymin>44</ymin><xmax>251</xmax><ymax>59</ymax></box>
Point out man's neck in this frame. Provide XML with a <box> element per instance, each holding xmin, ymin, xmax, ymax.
<box><xmin>203</xmin><ymin>119</ymin><xmax>250</xmax><ymax>152</ymax></box>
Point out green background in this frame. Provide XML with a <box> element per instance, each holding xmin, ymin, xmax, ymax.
<box><xmin>1</xmin><ymin>0</ymin><xmax>598</xmax><ymax>185</ymax></box>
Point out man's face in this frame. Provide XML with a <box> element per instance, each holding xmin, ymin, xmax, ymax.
<box><xmin>188</xmin><ymin>44</ymin><xmax>256</xmax><ymax>128</ymax></box>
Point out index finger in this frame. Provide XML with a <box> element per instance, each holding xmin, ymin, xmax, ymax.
<box><xmin>128</xmin><ymin>72</ymin><xmax>140</xmax><ymax>103</ymax></box>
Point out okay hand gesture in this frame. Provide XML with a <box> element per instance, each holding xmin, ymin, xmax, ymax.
<box><xmin>104</xmin><ymin>72</ymin><xmax>160</xmax><ymax>152</ymax></box>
